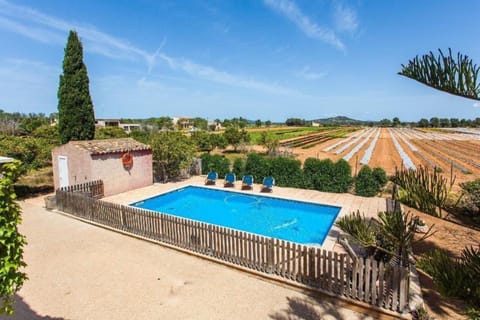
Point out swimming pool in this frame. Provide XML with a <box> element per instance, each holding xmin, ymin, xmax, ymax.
<box><xmin>131</xmin><ymin>186</ymin><xmax>341</xmax><ymax>245</ymax></box>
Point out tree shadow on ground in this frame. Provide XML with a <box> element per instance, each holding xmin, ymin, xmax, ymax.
<box><xmin>268</xmin><ymin>292</ymin><xmax>376</xmax><ymax>320</ymax></box>
<box><xmin>5</xmin><ymin>295</ymin><xmax>66</xmax><ymax>320</ymax></box>
<box><xmin>412</xmin><ymin>233</ymin><xmax>470</xmax><ymax>318</ymax></box>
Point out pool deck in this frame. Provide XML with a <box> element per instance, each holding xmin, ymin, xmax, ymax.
<box><xmin>13</xmin><ymin>197</ymin><xmax>393</xmax><ymax>320</ymax></box>
<box><xmin>104</xmin><ymin>176</ymin><xmax>387</xmax><ymax>251</ymax></box>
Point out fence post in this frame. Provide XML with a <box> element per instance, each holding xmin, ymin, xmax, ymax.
<box><xmin>89</xmin><ymin>197</ymin><xmax>94</xmax><ymax>221</ymax></box>
<box><xmin>208</xmin><ymin>224</ymin><xmax>213</xmax><ymax>256</ymax></box>
<box><xmin>309</xmin><ymin>247</ymin><xmax>315</xmax><ymax>284</ymax></box>
<box><xmin>267</xmin><ymin>238</ymin><xmax>274</xmax><ymax>274</ymax></box>
<box><xmin>121</xmin><ymin>206</ymin><xmax>126</xmax><ymax>230</ymax></box>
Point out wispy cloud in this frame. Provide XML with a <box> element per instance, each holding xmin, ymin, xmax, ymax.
<box><xmin>0</xmin><ymin>0</ymin><xmax>298</xmax><ymax>96</ymax></box>
<box><xmin>334</xmin><ymin>3</ymin><xmax>358</xmax><ymax>33</ymax></box>
<box><xmin>296</xmin><ymin>66</ymin><xmax>326</xmax><ymax>80</ymax></box>
<box><xmin>263</xmin><ymin>0</ymin><xmax>345</xmax><ymax>51</ymax></box>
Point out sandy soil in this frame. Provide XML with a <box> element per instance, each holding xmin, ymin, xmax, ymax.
<box><xmin>276</xmin><ymin>128</ymin><xmax>479</xmax><ymax>190</ymax></box>
<box><xmin>12</xmin><ymin>199</ymin><xmax>385</xmax><ymax>320</ymax></box>
<box><xmin>364</xmin><ymin>129</ymin><xmax>402</xmax><ymax>174</ymax></box>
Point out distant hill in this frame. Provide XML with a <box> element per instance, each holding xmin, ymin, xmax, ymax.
<box><xmin>310</xmin><ymin>116</ymin><xmax>366</xmax><ymax>126</ymax></box>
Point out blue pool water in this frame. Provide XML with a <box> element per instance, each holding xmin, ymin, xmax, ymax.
<box><xmin>131</xmin><ymin>186</ymin><xmax>341</xmax><ymax>245</ymax></box>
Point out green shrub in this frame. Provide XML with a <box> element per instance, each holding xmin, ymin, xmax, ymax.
<box><xmin>333</xmin><ymin>159</ymin><xmax>352</xmax><ymax>193</ymax></box>
<box><xmin>355</xmin><ymin>166</ymin><xmax>387</xmax><ymax>197</ymax></box>
<box><xmin>200</xmin><ymin>153</ymin><xmax>230</xmax><ymax>177</ymax></box>
<box><xmin>303</xmin><ymin>158</ymin><xmax>352</xmax><ymax>193</ymax></box>
<box><xmin>232</xmin><ymin>157</ymin><xmax>245</xmax><ymax>177</ymax></box>
<box><xmin>269</xmin><ymin>157</ymin><xmax>303</xmax><ymax>187</ymax></box>
<box><xmin>417</xmin><ymin>247</ymin><xmax>480</xmax><ymax>306</ymax></box>
<box><xmin>372</xmin><ymin>167</ymin><xmax>388</xmax><ymax>188</ymax></box>
<box><xmin>460</xmin><ymin>179</ymin><xmax>480</xmax><ymax>216</ymax></box>
<box><xmin>245</xmin><ymin>153</ymin><xmax>270</xmax><ymax>182</ymax></box>
<box><xmin>0</xmin><ymin>135</ymin><xmax>56</xmax><ymax>170</ymax></box>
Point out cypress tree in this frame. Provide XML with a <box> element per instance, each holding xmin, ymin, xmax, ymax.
<box><xmin>57</xmin><ymin>30</ymin><xmax>95</xmax><ymax>144</ymax></box>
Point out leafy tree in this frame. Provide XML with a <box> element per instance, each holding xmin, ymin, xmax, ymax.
<box><xmin>450</xmin><ymin>118</ymin><xmax>460</xmax><ymax>128</ymax></box>
<box><xmin>265</xmin><ymin>120</ymin><xmax>272</xmax><ymax>127</ymax></box>
<box><xmin>223</xmin><ymin>126</ymin><xmax>250</xmax><ymax>151</ymax></box>
<box><xmin>429</xmin><ymin>117</ymin><xmax>440</xmax><ymax>128</ymax></box>
<box><xmin>0</xmin><ymin>161</ymin><xmax>27</xmax><ymax>315</ymax></box>
<box><xmin>259</xmin><ymin>131</ymin><xmax>279</xmax><ymax>156</ymax></box>
<box><xmin>155</xmin><ymin>117</ymin><xmax>173</xmax><ymax>130</ymax></box>
<box><xmin>255</xmin><ymin>119</ymin><xmax>262</xmax><ymax>127</ymax></box>
<box><xmin>94</xmin><ymin>127</ymin><xmax>128</xmax><ymax>140</ymax></box>
<box><xmin>32</xmin><ymin>125</ymin><xmax>61</xmax><ymax>144</ymax></box>
<box><xmin>19</xmin><ymin>113</ymin><xmax>49</xmax><ymax>134</ymax></box>
<box><xmin>130</xmin><ymin>129</ymin><xmax>151</xmax><ymax>144</ymax></box>
<box><xmin>285</xmin><ymin>118</ymin><xmax>306</xmax><ymax>126</ymax></box>
<box><xmin>150</xmin><ymin>132</ymin><xmax>196</xmax><ymax>181</ymax></box>
<box><xmin>379</xmin><ymin>118</ymin><xmax>392</xmax><ymax>127</ymax></box>
<box><xmin>192</xmin><ymin>117</ymin><xmax>208</xmax><ymax>131</ymax></box>
<box><xmin>0</xmin><ymin>135</ymin><xmax>51</xmax><ymax>170</ymax></box>
<box><xmin>392</xmin><ymin>117</ymin><xmax>401</xmax><ymax>127</ymax></box>
<box><xmin>418</xmin><ymin>118</ymin><xmax>429</xmax><ymax>127</ymax></box>
<box><xmin>211</xmin><ymin>133</ymin><xmax>227</xmax><ymax>150</ymax></box>
<box><xmin>57</xmin><ymin>30</ymin><xmax>95</xmax><ymax>144</ymax></box>
<box><xmin>399</xmin><ymin>48</ymin><xmax>480</xmax><ymax>101</ymax></box>
<box><xmin>439</xmin><ymin>118</ymin><xmax>451</xmax><ymax>128</ymax></box>
<box><xmin>191</xmin><ymin>131</ymin><xmax>215</xmax><ymax>153</ymax></box>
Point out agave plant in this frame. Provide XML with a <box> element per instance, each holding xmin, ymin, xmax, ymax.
<box><xmin>336</xmin><ymin>209</ymin><xmax>434</xmax><ymax>266</ymax></box>
<box><xmin>399</xmin><ymin>48</ymin><xmax>480</xmax><ymax>101</ymax></box>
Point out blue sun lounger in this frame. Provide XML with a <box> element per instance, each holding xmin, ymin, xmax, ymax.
<box><xmin>224</xmin><ymin>172</ymin><xmax>236</xmax><ymax>187</ymax></box>
<box><xmin>241</xmin><ymin>175</ymin><xmax>254</xmax><ymax>190</ymax></box>
<box><xmin>205</xmin><ymin>171</ymin><xmax>218</xmax><ymax>185</ymax></box>
<box><xmin>261</xmin><ymin>176</ymin><xmax>275</xmax><ymax>192</ymax></box>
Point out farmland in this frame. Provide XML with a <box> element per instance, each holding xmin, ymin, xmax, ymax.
<box><xmin>272</xmin><ymin>126</ymin><xmax>480</xmax><ymax>187</ymax></box>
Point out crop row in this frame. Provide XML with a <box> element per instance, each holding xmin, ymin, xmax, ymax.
<box><xmin>322</xmin><ymin>128</ymin><xmax>366</xmax><ymax>152</ymax></box>
<box><xmin>360</xmin><ymin>128</ymin><xmax>381</xmax><ymax>165</ymax></box>
<box><xmin>411</xmin><ymin>140</ymin><xmax>472</xmax><ymax>174</ymax></box>
<box><xmin>343</xmin><ymin>129</ymin><xmax>376</xmax><ymax>161</ymax></box>
<box><xmin>334</xmin><ymin>128</ymin><xmax>374</xmax><ymax>155</ymax></box>
<box><xmin>279</xmin><ymin>130</ymin><xmax>338</xmax><ymax>147</ymax></box>
<box><xmin>388</xmin><ymin>129</ymin><xmax>416</xmax><ymax>170</ymax></box>
<box><xmin>392</xmin><ymin>129</ymin><xmax>440</xmax><ymax>171</ymax></box>
<box><xmin>420</xmin><ymin>140</ymin><xmax>480</xmax><ymax>170</ymax></box>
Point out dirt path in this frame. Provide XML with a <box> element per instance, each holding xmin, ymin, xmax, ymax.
<box><xmin>368</xmin><ymin>128</ymin><xmax>402</xmax><ymax>175</ymax></box>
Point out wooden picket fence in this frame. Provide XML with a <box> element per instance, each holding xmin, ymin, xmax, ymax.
<box><xmin>55</xmin><ymin>182</ymin><xmax>409</xmax><ymax>313</ymax></box>
<box><xmin>60</xmin><ymin>180</ymin><xmax>104</xmax><ymax>199</ymax></box>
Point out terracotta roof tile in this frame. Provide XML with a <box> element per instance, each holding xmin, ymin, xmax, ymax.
<box><xmin>70</xmin><ymin>138</ymin><xmax>151</xmax><ymax>154</ymax></box>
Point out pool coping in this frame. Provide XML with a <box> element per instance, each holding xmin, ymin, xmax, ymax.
<box><xmin>129</xmin><ymin>184</ymin><xmax>342</xmax><ymax>248</ymax></box>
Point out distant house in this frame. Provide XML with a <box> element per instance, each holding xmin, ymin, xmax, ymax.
<box><xmin>51</xmin><ymin>138</ymin><xmax>152</xmax><ymax>196</ymax></box>
<box><xmin>95</xmin><ymin>119</ymin><xmax>141</xmax><ymax>133</ymax></box>
<box><xmin>119</xmin><ymin>123</ymin><xmax>141</xmax><ymax>133</ymax></box>
<box><xmin>172</xmin><ymin>117</ymin><xmax>192</xmax><ymax>130</ymax></box>
<box><xmin>95</xmin><ymin>119</ymin><xmax>121</xmax><ymax>128</ymax></box>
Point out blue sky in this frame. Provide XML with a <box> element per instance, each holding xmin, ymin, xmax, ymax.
<box><xmin>1</xmin><ymin>0</ymin><xmax>479</xmax><ymax>122</ymax></box>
